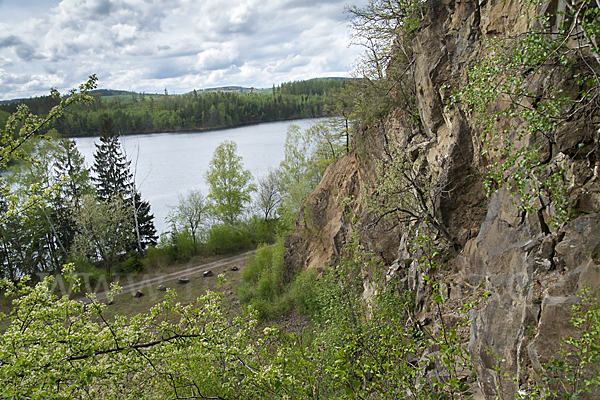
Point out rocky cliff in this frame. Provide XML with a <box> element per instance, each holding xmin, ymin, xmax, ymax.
<box><xmin>285</xmin><ymin>0</ymin><xmax>600</xmax><ymax>398</ymax></box>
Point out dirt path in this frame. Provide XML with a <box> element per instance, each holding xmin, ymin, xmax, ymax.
<box><xmin>82</xmin><ymin>250</ymin><xmax>254</xmax><ymax>302</ymax></box>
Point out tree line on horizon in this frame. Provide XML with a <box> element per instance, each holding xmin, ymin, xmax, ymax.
<box><xmin>0</xmin><ymin>79</ymin><xmax>349</xmax><ymax>138</ymax></box>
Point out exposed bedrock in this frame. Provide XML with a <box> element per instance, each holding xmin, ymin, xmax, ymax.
<box><xmin>284</xmin><ymin>0</ymin><xmax>600</xmax><ymax>398</ymax></box>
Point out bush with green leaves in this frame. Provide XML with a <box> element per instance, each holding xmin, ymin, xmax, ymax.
<box><xmin>1</xmin><ymin>258</ymin><xmax>598</xmax><ymax>399</ymax></box>
<box><xmin>290</xmin><ymin>268</ymin><xmax>321</xmax><ymax>316</ymax></box>
<box><xmin>452</xmin><ymin>0</ymin><xmax>600</xmax><ymax>226</ymax></box>
<box><xmin>117</xmin><ymin>251</ymin><xmax>144</xmax><ymax>273</ymax></box>
<box><xmin>516</xmin><ymin>287</ymin><xmax>600</xmax><ymax>400</ymax></box>
<box><xmin>0</xmin><ymin>266</ymin><xmax>326</xmax><ymax>399</ymax></box>
<box><xmin>205</xmin><ymin>223</ymin><xmax>252</xmax><ymax>255</ymax></box>
<box><xmin>238</xmin><ymin>238</ymin><xmax>292</xmax><ymax>319</ymax></box>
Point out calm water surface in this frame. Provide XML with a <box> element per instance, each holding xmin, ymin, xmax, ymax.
<box><xmin>75</xmin><ymin>118</ymin><xmax>323</xmax><ymax>234</ymax></box>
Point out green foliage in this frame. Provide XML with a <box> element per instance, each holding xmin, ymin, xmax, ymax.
<box><xmin>152</xmin><ymin>215</ymin><xmax>279</xmax><ymax>264</ymax></box>
<box><xmin>143</xmin><ymin>245</ymin><xmax>169</xmax><ymax>270</ymax></box>
<box><xmin>156</xmin><ymin>229</ymin><xmax>197</xmax><ymax>263</ymax></box>
<box><xmin>0</xmin><ymin>132</ymin><xmax>94</xmax><ymax>278</ymax></box>
<box><xmin>205</xmin><ymin>140</ymin><xmax>256</xmax><ymax>225</ymax></box>
<box><xmin>72</xmin><ymin>194</ymin><xmax>134</xmax><ymax>274</ymax></box>
<box><xmin>118</xmin><ymin>251</ymin><xmax>144</xmax><ymax>273</ymax></box>
<box><xmin>277</xmin><ymin>121</ymin><xmax>346</xmax><ymax>231</ymax></box>
<box><xmin>238</xmin><ymin>238</ymin><xmax>291</xmax><ymax>319</ymax></box>
<box><xmin>167</xmin><ymin>189</ymin><xmax>208</xmax><ymax>251</ymax></box>
<box><xmin>6</xmin><ymin>79</ymin><xmax>348</xmax><ymax>137</ymax></box>
<box><xmin>0</xmin><ymin>109</ymin><xmax>10</xmax><ymax>130</ymax></box>
<box><xmin>290</xmin><ymin>268</ymin><xmax>321</xmax><ymax>315</ymax></box>
<box><xmin>453</xmin><ymin>0</ymin><xmax>600</xmax><ymax>226</ymax></box>
<box><xmin>0</xmin><ymin>266</ymin><xmax>316</xmax><ymax>399</ymax></box>
<box><xmin>0</xmin><ymin>79</ymin><xmax>98</xmax><ymax>278</ymax></box>
<box><xmin>92</xmin><ymin>116</ymin><xmax>157</xmax><ymax>251</ymax></box>
<box><xmin>520</xmin><ymin>287</ymin><xmax>600</xmax><ymax>400</ymax></box>
<box><xmin>93</xmin><ymin>114</ymin><xmax>132</xmax><ymax>201</ymax></box>
<box><xmin>0</xmin><ymin>246</ymin><xmax>597</xmax><ymax>400</ymax></box>
<box><xmin>254</xmin><ymin>167</ymin><xmax>284</xmax><ymax>222</ymax></box>
<box><xmin>0</xmin><ymin>76</ymin><xmax>97</xmax><ymax>171</ymax></box>
<box><xmin>205</xmin><ymin>223</ymin><xmax>252</xmax><ymax>255</ymax></box>
<box><xmin>246</xmin><ymin>214</ymin><xmax>277</xmax><ymax>246</ymax></box>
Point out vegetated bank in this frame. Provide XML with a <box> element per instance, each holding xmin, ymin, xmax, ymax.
<box><xmin>0</xmin><ymin>78</ymin><xmax>350</xmax><ymax>137</ymax></box>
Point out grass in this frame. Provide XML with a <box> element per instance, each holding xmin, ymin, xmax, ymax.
<box><xmin>102</xmin><ymin>259</ymin><xmax>247</xmax><ymax>321</ymax></box>
<box><xmin>0</xmin><ymin>250</ymin><xmax>253</xmax><ymax>327</ymax></box>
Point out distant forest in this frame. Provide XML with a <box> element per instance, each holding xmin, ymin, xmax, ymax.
<box><xmin>0</xmin><ymin>78</ymin><xmax>350</xmax><ymax>137</ymax></box>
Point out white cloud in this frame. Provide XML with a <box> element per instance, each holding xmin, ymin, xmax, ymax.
<box><xmin>0</xmin><ymin>57</ymin><xmax>13</xmax><ymax>67</ymax></box>
<box><xmin>196</xmin><ymin>44</ymin><xmax>241</xmax><ymax>71</ymax></box>
<box><xmin>0</xmin><ymin>0</ymin><xmax>368</xmax><ymax>100</ymax></box>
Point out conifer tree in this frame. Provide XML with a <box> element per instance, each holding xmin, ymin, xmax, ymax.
<box><xmin>92</xmin><ymin>114</ymin><xmax>157</xmax><ymax>253</ymax></box>
<box><xmin>93</xmin><ymin>115</ymin><xmax>133</xmax><ymax>201</ymax></box>
<box><xmin>53</xmin><ymin>137</ymin><xmax>94</xmax><ymax>261</ymax></box>
<box><xmin>55</xmin><ymin>138</ymin><xmax>94</xmax><ymax>205</ymax></box>
<box><xmin>131</xmin><ymin>191</ymin><xmax>157</xmax><ymax>252</ymax></box>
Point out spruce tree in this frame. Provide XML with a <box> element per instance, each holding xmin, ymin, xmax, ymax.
<box><xmin>131</xmin><ymin>191</ymin><xmax>157</xmax><ymax>252</ymax></box>
<box><xmin>92</xmin><ymin>114</ymin><xmax>157</xmax><ymax>253</ymax></box>
<box><xmin>93</xmin><ymin>115</ymin><xmax>133</xmax><ymax>201</ymax></box>
<box><xmin>53</xmin><ymin>137</ymin><xmax>94</xmax><ymax>261</ymax></box>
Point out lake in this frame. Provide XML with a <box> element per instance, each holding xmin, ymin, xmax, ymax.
<box><xmin>75</xmin><ymin>118</ymin><xmax>324</xmax><ymax>235</ymax></box>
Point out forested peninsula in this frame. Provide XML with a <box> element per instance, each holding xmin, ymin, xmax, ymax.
<box><xmin>0</xmin><ymin>78</ymin><xmax>347</xmax><ymax>137</ymax></box>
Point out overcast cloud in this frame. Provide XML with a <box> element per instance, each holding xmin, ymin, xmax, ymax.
<box><xmin>0</xmin><ymin>0</ymin><xmax>366</xmax><ymax>100</ymax></box>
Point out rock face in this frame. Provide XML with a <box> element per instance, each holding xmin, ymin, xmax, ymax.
<box><xmin>284</xmin><ymin>150</ymin><xmax>401</xmax><ymax>272</ymax></box>
<box><xmin>284</xmin><ymin>0</ymin><xmax>600</xmax><ymax>398</ymax></box>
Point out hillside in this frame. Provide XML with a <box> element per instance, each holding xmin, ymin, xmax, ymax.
<box><xmin>285</xmin><ymin>0</ymin><xmax>600</xmax><ymax>398</ymax></box>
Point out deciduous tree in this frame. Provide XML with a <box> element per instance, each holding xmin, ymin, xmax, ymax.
<box><xmin>205</xmin><ymin>140</ymin><xmax>255</xmax><ymax>225</ymax></box>
<box><xmin>255</xmin><ymin>168</ymin><xmax>284</xmax><ymax>222</ymax></box>
<box><xmin>167</xmin><ymin>189</ymin><xmax>208</xmax><ymax>250</ymax></box>
<box><xmin>72</xmin><ymin>195</ymin><xmax>134</xmax><ymax>274</ymax></box>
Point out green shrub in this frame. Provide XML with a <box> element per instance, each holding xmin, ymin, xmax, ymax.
<box><xmin>290</xmin><ymin>268</ymin><xmax>320</xmax><ymax>316</ymax></box>
<box><xmin>242</xmin><ymin>243</ymin><xmax>274</xmax><ymax>284</ymax></box>
<box><xmin>257</xmin><ymin>275</ymin><xmax>277</xmax><ymax>301</ymax></box>
<box><xmin>173</xmin><ymin>230</ymin><xmax>196</xmax><ymax>261</ymax></box>
<box><xmin>247</xmin><ymin>215</ymin><xmax>277</xmax><ymax>245</ymax></box>
<box><xmin>154</xmin><ymin>230</ymin><xmax>198</xmax><ymax>264</ymax></box>
<box><xmin>250</xmin><ymin>294</ymin><xmax>293</xmax><ymax>321</ymax></box>
<box><xmin>238</xmin><ymin>238</ymin><xmax>291</xmax><ymax>320</ymax></box>
<box><xmin>250</xmin><ymin>299</ymin><xmax>275</xmax><ymax>320</ymax></box>
<box><xmin>206</xmin><ymin>224</ymin><xmax>252</xmax><ymax>255</ymax></box>
<box><xmin>117</xmin><ymin>252</ymin><xmax>144</xmax><ymax>273</ymax></box>
<box><xmin>155</xmin><ymin>232</ymin><xmax>179</xmax><ymax>263</ymax></box>
<box><xmin>143</xmin><ymin>246</ymin><xmax>169</xmax><ymax>270</ymax></box>
<box><xmin>237</xmin><ymin>285</ymin><xmax>255</xmax><ymax>304</ymax></box>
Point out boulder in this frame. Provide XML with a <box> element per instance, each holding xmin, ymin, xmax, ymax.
<box><xmin>132</xmin><ymin>290</ymin><xmax>144</xmax><ymax>298</ymax></box>
<box><xmin>157</xmin><ymin>285</ymin><xmax>167</xmax><ymax>291</ymax></box>
<box><xmin>178</xmin><ymin>277</ymin><xmax>190</xmax><ymax>284</ymax></box>
<box><xmin>203</xmin><ymin>270</ymin><xmax>213</xmax><ymax>277</ymax></box>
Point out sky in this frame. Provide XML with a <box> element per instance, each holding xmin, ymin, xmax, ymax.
<box><xmin>0</xmin><ymin>0</ymin><xmax>367</xmax><ymax>100</ymax></box>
